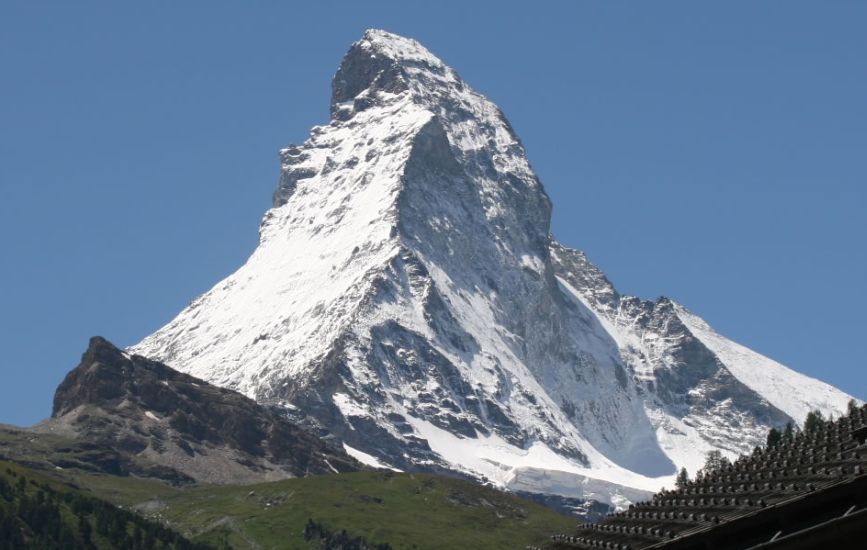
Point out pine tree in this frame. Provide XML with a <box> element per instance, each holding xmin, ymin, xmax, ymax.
<box><xmin>849</xmin><ymin>399</ymin><xmax>860</xmax><ymax>417</ymax></box>
<box><xmin>675</xmin><ymin>467</ymin><xmax>690</xmax><ymax>489</ymax></box>
<box><xmin>701</xmin><ymin>450</ymin><xmax>729</xmax><ymax>475</ymax></box>
<box><xmin>77</xmin><ymin>514</ymin><xmax>92</xmax><ymax>545</ymax></box>
<box><xmin>766</xmin><ymin>427</ymin><xmax>782</xmax><ymax>448</ymax></box>
<box><xmin>804</xmin><ymin>410</ymin><xmax>824</xmax><ymax>433</ymax></box>
<box><xmin>783</xmin><ymin>421</ymin><xmax>795</xmax><ymax>440</ymax></box>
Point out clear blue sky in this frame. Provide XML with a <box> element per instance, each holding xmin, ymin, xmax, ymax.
<box><xmin>1</xmin><ymin>2</ymin><xmax>864</xmax><ymax>426</ymax></box>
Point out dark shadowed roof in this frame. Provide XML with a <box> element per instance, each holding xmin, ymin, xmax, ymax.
<box><xmin>540</xmin><ymin>403</ymin><xmax>867</xmax><ymax>550</ymax></box>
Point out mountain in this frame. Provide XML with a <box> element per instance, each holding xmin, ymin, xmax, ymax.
<box><xmin>0</xmin><ymin>459</ymin><xmax>577</xmax><ymax>550</ymax></box>
<box><xmin>3</xmin><ymin>337</ymin><xmax>359</xmax><ymax>485</ymax></box>
<box><xmin>130</xmin><ymin>29</ymin><xmax>857</xmax><ymax>507</ymax></box>
<box><xmin>0</xmin><ymin>340</ymin><xmax>591</xmax><ymax>548</ymax></box>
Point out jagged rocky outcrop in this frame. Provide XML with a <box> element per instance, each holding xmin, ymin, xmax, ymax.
<box><xmin>130</xmin><ymin>30</ymin><xmax>857</xmax><ymax>507</ymax></box>
<box><xmin>29</xmin><ymin>337</ymin><xmax>359</xmax><ymax>484</ymax></box>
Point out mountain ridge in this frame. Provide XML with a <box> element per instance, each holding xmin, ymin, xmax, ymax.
<box><xmin>21</xmin><ymin>336</ymin><xmax>360</xmax><ymax>485</ymax></box>
<box><xmin>130</xmin><ymin>29</ymin><xmax>857</xmax><ymax>507</ymax></box>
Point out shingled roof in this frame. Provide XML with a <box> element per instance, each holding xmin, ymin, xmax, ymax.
<box><xmin>539</xmin><ymin>403</ymin><xmax>867</xmax><ymax>550</ymax></box>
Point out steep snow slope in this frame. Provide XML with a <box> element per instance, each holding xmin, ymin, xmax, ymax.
<box><xmin>676</xmin><ymin>307</ymin><xmax>853</xmax><ymax>424</ymax></box>
<box><xmin>550</xmin><ymin>243</ymin><xmax>857</xmax><ymax>475</ymax></box>
<box><xmin>132</xmin><ymin>30</ymin><xmax>857</xmax><ymax>507</ymax></box>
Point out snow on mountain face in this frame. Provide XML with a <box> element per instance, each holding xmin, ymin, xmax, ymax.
<box><xmin>549</xmin><ymin>244</ymin><xmax>856</xmax><ymax>477</ymax></box>
<box><xmin>131</xmin><ymin>30</ymin><xmax>857</xmax><ymax>508</ymax></box>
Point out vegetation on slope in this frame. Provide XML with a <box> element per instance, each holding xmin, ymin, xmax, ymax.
<box><xmin>0</xmin><ymin>461</ymin><xmax>214</xmax><ymax>550</ymax></box>
<box><xmin>72</xmin><ymin>469</ymin><xmax>576</xmax><ymax>549</ymax></box>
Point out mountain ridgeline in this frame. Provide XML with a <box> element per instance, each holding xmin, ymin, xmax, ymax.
<box><xmin>0</xmin><ymin>339</ymin><xmax>576</xmax><ymax>548</ymax></box>
<box><xmin>18</xmin><ymin>337</ymin><xmax>359</xmax><ymax>485</ymax></box>
<box><xmin>122</xmin><ymin>29</ymin><xmax>858</xmax><ymax>507</ymax></box>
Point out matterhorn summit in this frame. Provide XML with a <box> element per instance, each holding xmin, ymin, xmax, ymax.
<box><xmin>132</xmin><ymin>30</ymin><xmax>856</xmax><ymax>507</ymax></box>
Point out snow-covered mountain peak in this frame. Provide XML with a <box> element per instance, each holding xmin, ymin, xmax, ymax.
<box><xmin>277</xmin><ymin>29</ymin><xmax>551</xmax><ymax>259</ymax></box>
<box><xmin>133</xmin><ymin>31</ymin><xmax>858</xmax><ymax>511</ymax></box>
<box><xmin>357</xmin><ymin>28</ymin><xmax>443</xmax><ymax>64</ymax></box>
<box><xmin>331</xmin><ymin>29</ymin><xmax>447</xmax><ymax>108</ymax></box>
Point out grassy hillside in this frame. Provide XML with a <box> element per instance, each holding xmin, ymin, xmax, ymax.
<box><xmin>2</xmin><ymin>424</ymin><xmax>576</xmax><ymax>549</ymax></box>
<box><xmin>3</xmin><ymin>406</ymin><xmax>576</xmax><ymax>549</ymax></box>
<box><xmin>0</xmin><ymin>460</ymin><xmax>214</xmax><ymax>550</ymax></box>
<box><xmin>71</xmin><ymin>469</ymin><xmax>576</xmax><ymax>549</ymax></box>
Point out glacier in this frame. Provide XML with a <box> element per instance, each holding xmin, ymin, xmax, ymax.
<box><xmin>131</xmin><ymin>29</ymin><xmax>857</xmax><ymax>508</ymax></box>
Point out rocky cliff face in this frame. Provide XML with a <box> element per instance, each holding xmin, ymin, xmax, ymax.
<box><xmin>130</xmin><ymin>30</ymin><xmax>856</xmax><ymax>507</ymax></box>
<box><xmin>37</xmin><ymin>337</ymin><xmax>358</xmax><ymax>484</ymax></box>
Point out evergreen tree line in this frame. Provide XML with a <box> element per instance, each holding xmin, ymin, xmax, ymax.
<box><xmin>673</xmin><ymin>399</ymin><xmax>861</xmax><ymax>490</ymax></box>
<box><xmin>303</xmin><ymin>518</ymin><xmax>393</xmax><ymax>550</ymax></box>
<box><xmin>0</xmin><ymin>467</ymin><xmax>218</xmax><ymax>550</ymax></box>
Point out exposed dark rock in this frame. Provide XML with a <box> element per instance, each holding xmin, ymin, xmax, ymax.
<box><xmin>32</xmin><ymin>337</ymin><xmax>361</xmax><ymax>484</ymax></box>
